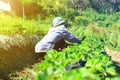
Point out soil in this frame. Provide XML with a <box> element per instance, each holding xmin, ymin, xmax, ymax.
<box><xmin>0</xmin><ymin>46</ymin><xmax>120</xmax><ymax>80</ymax></box>
<box><xmin>0</xmin><ymin>44</ymin><xmax>45</xmax><ymax>80</ymax></box>
<box><xmin>105</xmin><ymin>47</ymin><xmax>120</xmax><ymax>74</ymax></box>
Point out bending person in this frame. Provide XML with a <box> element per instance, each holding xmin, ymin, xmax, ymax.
<box><xmin>35</xmin><ymin>17</ymin><xmax>80</xmax><ymax>53</ymax></box>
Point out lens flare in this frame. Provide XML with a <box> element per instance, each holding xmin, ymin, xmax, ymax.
<box><xmin>0</xmin><ymin>1</ymin><xmax>11</xmax><ymax>11</ymax></box>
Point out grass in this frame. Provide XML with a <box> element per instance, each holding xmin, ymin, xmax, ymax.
<box><xmin>0</xmin><ymin>13</ymin><xmax>49</xmax><ymax>50</ymax></box>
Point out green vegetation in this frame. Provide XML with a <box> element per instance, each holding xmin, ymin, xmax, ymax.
<box><xmin>0</xmin><ymin>0</ymin><xmax>120</xmax><ymax>79</ymax></box>
<box><xmin>1</xmin><ymin>9</ymin><xmax>120</xmax><ymax>50</ymax></box>
<box><xmin>0</xmin><ymin>13</ymin><xmax>48</xmax><ymax>36</ymax></box>
<box><xmin>62</xmin><ymin>8</ymin><xmax>119</xmax><ymax>51</ymax></box>
<box><xmin>0</xmin><ymin>13</ymin><xmax>48</xmax><ymax>50</ymax></box>
<box><xmin>8</xmin><ymin>0</ymin><xmax>120</xmax><ymax>18</ymax></box>
<box><xmin>30</xmin><ymin>35</ymin><xmax>120</xmax><ymax>80</ymax></box>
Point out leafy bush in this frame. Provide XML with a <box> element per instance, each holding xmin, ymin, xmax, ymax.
<box><xmin>70</xmin><ymin>9</ymin><xmax>120</xmax><ymax>51</ymax></box>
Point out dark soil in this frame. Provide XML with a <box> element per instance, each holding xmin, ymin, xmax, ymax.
<box><xmin>0</xmin><ymin>44</ymin><xmax>45</xmax><ymax>80</ymax></box>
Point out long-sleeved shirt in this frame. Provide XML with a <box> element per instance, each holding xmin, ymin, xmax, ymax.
<box><xmin>35</xmin><ymin>25</ymin><xmax>80</xmax><ymax>53</ymax></box>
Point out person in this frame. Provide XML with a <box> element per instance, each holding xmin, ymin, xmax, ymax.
<box><xmin>35</xmin><ymin>17</ymin><xmax>80</xmax><ymax>53</ymax></box>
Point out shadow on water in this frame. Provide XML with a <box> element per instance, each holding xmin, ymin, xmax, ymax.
<box><xmin>0</xmin><ymin>44</ymin><xmax>45</xmax><ymax>80</ymax></box>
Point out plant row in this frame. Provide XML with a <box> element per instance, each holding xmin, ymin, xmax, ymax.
<box><xmin>29</xmin><ymin>35</ymin><xmax>120</xmax><ymax>80</ymax></box>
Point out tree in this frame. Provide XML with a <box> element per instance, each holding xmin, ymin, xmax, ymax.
<box><xmin>19</xmin><ymin>0</ymin><xmax>35</xmax><ymax>21</ymax></box>
<box><xmin>37</xmin><ymin>0</ymin><xmax>73</xmax><ymax>15</ymax></box>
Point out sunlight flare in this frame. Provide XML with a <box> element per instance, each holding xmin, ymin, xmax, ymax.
<box><xmin>0</xmin><ymin>1</ymin><xmax>11</xmax><ymax>11</ymax></box>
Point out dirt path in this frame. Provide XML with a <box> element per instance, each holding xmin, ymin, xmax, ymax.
<box><xmin>105</xmin><ymin>47</ymin><xmax>120</xmax><ymax>73</ymax></box>
<box><xmin>9</xmin><ymin>62</ymin><xmax>42</xmax><ymax>80</ymax></box>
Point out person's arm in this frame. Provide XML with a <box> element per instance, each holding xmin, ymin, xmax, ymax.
<box><xmin>60</xmin><ymin>30</ymin><xmax>81</xmax><ymax>44</ymax></box>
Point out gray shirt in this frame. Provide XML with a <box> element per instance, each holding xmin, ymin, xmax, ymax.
<box><xmin>35</xmin><ymin>26</ymin><xmax>80</xmax><ymax>53</ymax></box>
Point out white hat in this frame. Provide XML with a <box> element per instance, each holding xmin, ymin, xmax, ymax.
<box><xmin>53</xmin><ymin>17</ymin><xmax>65</xmax><ymax>27</ymax></box>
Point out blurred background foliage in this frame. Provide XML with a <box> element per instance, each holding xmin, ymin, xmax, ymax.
<box><xmin>3</xmin><ymin>0</ymin><xmax>120</xmax><ymax>18</ymax></box>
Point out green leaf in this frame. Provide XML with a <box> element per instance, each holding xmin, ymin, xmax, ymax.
<box><xmin>95</xmin><ymin>63</ymin><xmax>104</xmax><ymax>72</ymax></box>
<box><xmin>106</xmin><ymin>67</ymin><xmax>117</xmax><ymax>76</ymax></box>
